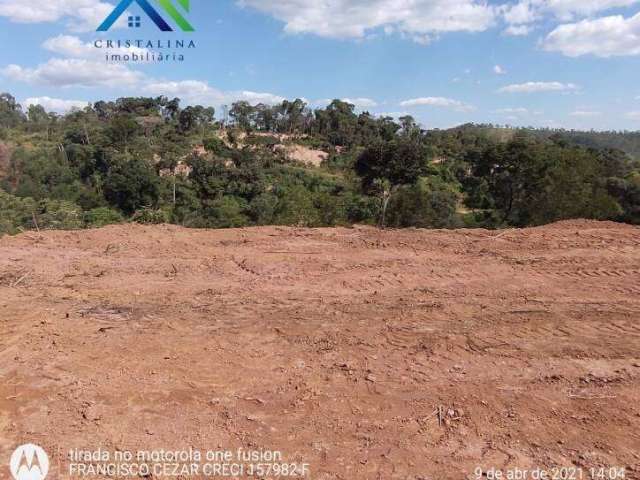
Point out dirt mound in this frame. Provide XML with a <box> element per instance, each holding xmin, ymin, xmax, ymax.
<box><xmin>214</xmin><ymin>130</ymin><xmax>329</xmax><ymax>166</ymax></box>
<box><xmin>1</xmin><ymin>221</ymin><xmax>639</xmax><ymax>479</ymax></box>
<box><xmin>533</xmin><ymin>219</ymin><xmax>633</xmax><ymax>230</ymax></box>
<box><xmin>281</xmin><ymin>144</ymin><xmax>328</xmax><ymax>166</ymax></box>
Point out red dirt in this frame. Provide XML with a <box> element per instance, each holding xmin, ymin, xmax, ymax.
<box><xmin>1</xmin><ymin>221</ymin><xmax>639</xmax><ymax>479</ymax></box>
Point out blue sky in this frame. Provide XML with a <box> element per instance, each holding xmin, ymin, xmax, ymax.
<box><xmin>1</xmin><ymin>0</ymin><xmax>640</xmax><ymax>130</ymax></box>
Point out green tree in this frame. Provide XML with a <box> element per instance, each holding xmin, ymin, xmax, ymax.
<box><xmin>107</xmin><ymin>114</ymin><xmax>140</xmax><ymax>149</ymax></box>
<box><xmin>466</xmin><ymin>135</ymin><xmax>622</xmax><ymax>226</ymax></box>
<box><xmin>0</xmin><ymin>189</ymin><xmax>36</xmax><ymax>235</ymax></box>
<box><xmin>0</xmin><ymin>93</ymin><xmax>25</xmax><ymax>129</ymax></box>
<box><xmin>274</xmin><ymin>185</ymin><xmax>320</xmax><ymax>226</ymax></box>
<box><xmin>103</xmin><ymin>156</ymin><xmax>159</xmax><ymax>215</ymax></box>
<box><xmin>229</xmin><ymin>101</ymin><xmax>255</xmax><ymax>131</ymax></box>
<box><xmin>36</xmin><ymin>199</ymin><xmax>84</xmax><ymax>230</ymax></box>
<box><xmin>386</xmin><ymin>177</ymin><xmax>460</xmax><ymax>228</ymax></box>
<box><xmin>200</xmin><ymin>196</ymin><xmax>249</xmax><ymax>228</ymax></box>
<box><xmin>355</xmin><ymin>138</ymin><xmax>430</xmax><ymax>227</ymax></box>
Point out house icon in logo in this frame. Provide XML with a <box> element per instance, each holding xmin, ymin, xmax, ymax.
<box><xmin>98</xmin><ymin>0</ymin><xmax>194</xmax><ymax>32</ymax></box>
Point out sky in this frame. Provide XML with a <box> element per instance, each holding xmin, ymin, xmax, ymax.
<box><xmin>1</xmin><ymin>0</ymin><xmax>640</xmax><ymax>130</ymax></box>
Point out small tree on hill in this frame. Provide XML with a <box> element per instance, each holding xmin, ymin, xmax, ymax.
<box><xmin>355</xmin><ymin>138</ymin><xmax>430</xmax><ymax>228</ymax></box>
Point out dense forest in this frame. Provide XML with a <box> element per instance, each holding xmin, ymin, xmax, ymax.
<box><xmin>1</xmin><ymin>92</ymin><xmax>639</xmax><ymax>235</ymax></box>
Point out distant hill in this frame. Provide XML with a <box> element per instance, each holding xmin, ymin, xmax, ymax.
<box><xmin>441</xmin><ymin>124</ymin><xmax>640</xmax><ymax>160</ymax></box>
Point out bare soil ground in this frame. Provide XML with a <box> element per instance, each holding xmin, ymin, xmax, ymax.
<box><xmin>282</xmin><ymin>145</ymin><xmax>329</xmax><ymax>167</ymax></box>
<box><xmin>1</xmin><ymin>221</ymin><xmax>639</xmax><ymax>479</ymax></box>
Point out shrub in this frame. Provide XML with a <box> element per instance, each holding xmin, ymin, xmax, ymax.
<box><xmin>132</xmin><ymin>207</ymin><xmax>170</xmax><ymax>224</ymax></box>
<box><xmin>37</xmin><ymin>199</ymin><xmax>84</xmax><ymax>230</ymax></box>
<box><xmin>0</xmin><ymin>189</ymin><xmax>35</xmax><ymax>235</ymax></box>
<box><xmin>344</xmin><ymin>193</ymin><xmax>379</xmax><ymax>224</ymax></box>
<box><xmin>103</xmin><ymin>156</ymin><xmax>159</xmax><ymax>215</ymax></box>
<box><xmin>249</xmin><ymin>193</ymin><xmax>278</xmax><ymax>225</ymax></box>
<box><xmin>386</xmin><ymin>177</ymin><xmax>460</xmax><ymax>228</ymax></box>
<box><xmin>274</xmin><ymin>185</ymin><xmax>320</xmax><ymax>227</ymax></box>
<box><xmin>313</xmin><ymin>192</ymin><xmax>348</xmax><ymax>226</ymax></box>
<box><xmin>203</xmin><ymin>136</ymin><xmax>228</xmax><ymax>155</ymax></box>
<box><xmin>201</xmin><ymin>196</ymin><xmax>249</xmax><ymax>228</ymax></box>
<box><xmin>84</xmin><ymin>207</ymin><xmax>124</xmax><ymax>228</ymax></box>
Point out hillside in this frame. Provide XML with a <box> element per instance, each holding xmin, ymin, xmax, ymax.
<box><xmin>1</xmin><ymin>221</ymin><xmax>639</xmax><ymax>478</ymax></box>
<box><xmin>0</xmin><ymin>142</ymin><xmax>9</xmax><ymax>178</ymax></box>
<box><xmin>443</xmin><ymin>124</ymin><xmax>640</xmax><ymax>160</ymax></box>
<box><xmin>1</xmin><ymin>95</ymin><xmax>639</xmax><ymax>236</ymax></box>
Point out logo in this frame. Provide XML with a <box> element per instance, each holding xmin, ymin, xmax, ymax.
<box><xmin>98</xmin><ymin>0</ymin><xmax>194</xmax><ymax>32</ymax></box>
<box><xmin>9</xmin><ymin>444</ymin><xmax>49</xmax><ymax>480</ymax></box>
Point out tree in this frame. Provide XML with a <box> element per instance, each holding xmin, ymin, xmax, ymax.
<box><xmin>0</xmin><ymin>93</ymin><xmax>25</xmax><ymax>129</ymax></box>
<box><xmin>254</xmin><ymin>103</ymin><xmax>276</xmax><ymax>132</ymax></box>
<box><xmin>200</xmin><ymin>196</ymin><xmax>249</xmax><ymax>228</ymax></box>
<box><xmin>107</xmin><ymin>115</ymin><xmax>140</xmax><ymax>149</ymax></box>
<box><xmin>1</xmin><ymin>90</ymin><xmax>638</xmax><ymax>235</ymax></box>
<box><xmin>273</xmin><ymin>185</ymin><xmax>319</xmax><ymax>227</ymax></box>
<box><xmin>607</xmin><ymin>172</ymin><xmax>640</xmax><ymax>224</ymax></box>
<box><xmin>229</xmin><ymin>101</ymin><xmax>254</xmax><ymax>131</ymax></box>
<box><xmin>355</xmin><ymin>138</ymin><xmax>430</xmax><ymax>227</ymax></box>
<box><xmin>178</xmin><ymin>105</ymin><xmax>215</xmax><ymax>134</ymax></box>
<box><xmin>27</xmin><ymin>104</ymin><xmax>49</xmax><ymax>125</ymax></box>
<box><xmin>399</xmin><ymin>115</ymin><xmax>420</xmax><ymax>138</ymax></box>
<box><xmin>321</xmin><ymin>100</ymin><xmax>358</xmax><ymax>146</ymax></box>
<box><xmin>466</xmin><ymin>135</ymin><xmax>622</xmax><ymax>226</ymax></box>
<box><xmin>103</xmin><ymin>156</ymin><xmax>159</xmax><ymax>215</ymax></box>
<box><xmin>282</xmin><ymin>99</ymin><xmax>308</xmax><ymax>133</ymax></box>
<box><xmin>386</xmin><ymin>177</ymin><xmax>459</xmax><ymax>228</ymax></box>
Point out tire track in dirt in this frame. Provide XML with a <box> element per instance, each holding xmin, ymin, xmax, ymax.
<box><xmin>1</xmin><ymin>220</ymin><xmax>639</xmax><ymax>479</ymax></box>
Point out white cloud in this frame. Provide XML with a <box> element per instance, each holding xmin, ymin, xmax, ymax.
<box><xmin>238</xmin><ymin>91</ymin><xmax>287</xmax><ymax>105</ymax></box>
<box><xmin>494</xmin><ymin>64</ymin><xmax>507</xmax><ymax>75</ymax></box>
<box><xmin>24</xmin><ymin>96</ymin><xmax>89</xmax><ymax>113</ymax></box>
<box><xmin>399</xmin><ymin>96</ymin><xmax>475</xmax><ymax>112</ymax></box>
<box><xmin>502</xmin><ymin>0</ymin><xmax>540</xmax><ymax>25</ymax></box>
<box><xmin>42</xmin><ymin>35</ymin><xmax>95</xmax><ymax>57</ymax></box>
<box><xmin>501</xmin><ymin>0</ymin><xmax>640</xmax><ymax>40</ymax></box>
<box><xmin>239</xmin><ymin>0</ymin><xmax>640</xmax><ymax>46</ymax></box>
<box><xmin>2</xmin><ymin>58</ymin><xmax>143</xmax><ymax>87</ymax></box>
<box><xmin>542</xmin><ymin>12</ymin><xmax>640</xmax><ymax>57</ymax></box>
<box><xmin>311</xmin><ymin>98</ymin><xmax>378</xmax><ymax>109</ymax></box>
<box><xmin>502</xmin><ymin>0</ymin><xmax>640</xmax><ymax>23</ymax></box>
<box><xmin>494</xmin><ymin>107</ymin><xmax>529</xmax><ymax>114</ymax></box>
<box><xmin>539</xmin><ymin>0</ymin><xmax>640</xmax><ymax>19</ymax></box>
<box><xmin>143</xmin><ymin>80</ymin><xmax>286</xmax><ymax>107</ymax></box>
<box><xmin>237</xmin><ymin>0</ymin><xmax>498</xmax><ymax>44</ymax></box>
<box><xmin>626</xmin><ymin>111</ymin><xmax>640</xmax><ymax>120</ymax></box>
<box><xmin>569</xmin><ymin>110</ymin><xmax>601</xmax><ymax>117</ymax></box>
<box><xmin>2</xmin><ymin>47</ymin><xmax>287</xmax><ymax>107</ymax></box>
<box><xmin>0</xmin><ymin>0</ymin><xmax>118</xmax><ymax>31</ymax></box>
<box><xmin>498</xmin><ymin>81</ymin><xmax>579</xmax><ymax>93</ymax></box>
<box><xmin>375</xmin><ymin>111</ymin><xmax>411</xmax><ymax>119</ymax></box>
<box><xmin>144</xmin><ymin>80</ymin><xmax>227</xmax><ymax>104</ymax></box>
<box><xmin>503</xmin><ymin>24</ymin><xmax>534</xmax><ymax>35</ymax></box>
<box><xmin>341</xmin><ymin>97</ymin><xmax>378</xmax><ymax>108</ymax></box>
<box><xmin>43</xmin><ymin>35</ymin><xmax>149</xmax><ymax>60</ymax></box>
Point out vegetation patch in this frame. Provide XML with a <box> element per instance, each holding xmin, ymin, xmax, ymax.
<box><xmin>0</xmin><ymin>93</ymin><xmax>638</xmax><ymax>236</ymax></box>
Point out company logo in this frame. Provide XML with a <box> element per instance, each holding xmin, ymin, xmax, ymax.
<box><xmin>9</xmin><ymin>444</ymin><xmax>49</xmax><ymax>480</ymax></box>
<box><xmin>98</xmin><ymin>0</ymin><xmax>194</xmax><ymax>32</ymax></box>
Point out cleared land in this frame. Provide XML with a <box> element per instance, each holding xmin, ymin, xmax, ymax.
<box><xmin>1</xmin><ymin>221</ymin><xmax>639</xmax><ymax>479</ymax></box>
